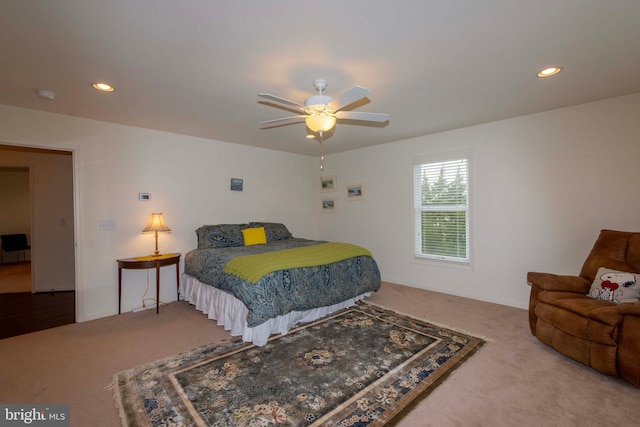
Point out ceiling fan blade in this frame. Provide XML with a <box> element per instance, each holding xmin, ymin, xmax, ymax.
<box><xmin>259</xmin><ymin>115</ymin><xmax>307</xmax><ymax>125</ymax></box>
<box><xmin>335</xmin><ymin>111</ymin><xmax>389</xmax><ymax>122</ymax></box>
<box><xmin>258</xmin><ymin>93</ymin><xmax>306</xmax><ymax>111</ymax></box>
<box><xmin>328</xmin><ymin>86</ymin><xmax>370</xmax><ymax>111</ymax></box>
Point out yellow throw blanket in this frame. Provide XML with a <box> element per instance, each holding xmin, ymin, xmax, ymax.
<box><xmin>223</xmin><ymin>242</ymin><xmax>373</xmax><ymax>284</ymax></box>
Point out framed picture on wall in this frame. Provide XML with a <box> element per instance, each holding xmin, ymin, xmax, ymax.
<box><xmin>321</xmin><ymin>198</ymin><xmax>336</xmax><ymax>212</ymax></box>
<box><xmin>345</xmin><ymin>183</ymin><xmax>365</xmax><ymax>200</ymax></box>
<box><xmin>320</xmin><ymin>175</ymin><xmax>336</xmax><ymax>192</ymax></box>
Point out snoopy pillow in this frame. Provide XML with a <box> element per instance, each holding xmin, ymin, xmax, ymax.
<box><xmin>588</xmin><ymin>267</ymin><xmax>640</xmax><ymax>303</ymax></box>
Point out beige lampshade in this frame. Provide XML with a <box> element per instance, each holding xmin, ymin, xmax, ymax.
<box><xmin>142</xmin><ymin>213</ymin><xmax>171</xmax><ymax>233</ymax></box>
<box><xmin>305</xmin><ymin>112</ymin><xmax>336</xmax><ymax>133</ymax></box>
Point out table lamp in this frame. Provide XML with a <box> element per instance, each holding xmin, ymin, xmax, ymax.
<box><xmin>142</xmin><ymin>213</ymin><xmax>171</xmax><ymax>256</ymax></box>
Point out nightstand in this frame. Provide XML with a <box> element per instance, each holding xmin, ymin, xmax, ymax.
<box><xmin>117</xmin><ymin>253</ymin><xmax>181</xmax><ymax>314</ymax></box>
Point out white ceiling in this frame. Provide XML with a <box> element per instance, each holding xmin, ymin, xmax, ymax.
<box><xmin>1</xmin><ymin>0</ymin><xmax>639</xmax><ymax>156</ymax></box>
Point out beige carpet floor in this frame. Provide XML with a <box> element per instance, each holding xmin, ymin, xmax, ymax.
<box><xmin>0</xmin><ymin>261</ymin><xmax>31</xmax><ymax>293</ymax></box>
<box><xmin>0</xmin><ymin>281</ymin><xmax>639</xmax><ymax>427</ymax></box>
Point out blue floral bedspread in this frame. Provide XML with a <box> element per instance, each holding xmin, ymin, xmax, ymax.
<box><xmin>184</xmin><ymin>238</ymin><xmax>381</xmax><ymax>327</ymax></box>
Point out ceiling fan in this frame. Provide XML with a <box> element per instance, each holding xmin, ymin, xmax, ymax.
<box><xmin>258</xmin><ymin>79</ymin><xmax>389</xmax><ymax>135</ymax></box>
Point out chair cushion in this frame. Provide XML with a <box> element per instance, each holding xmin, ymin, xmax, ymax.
<box><xmin>0</xmin><ymin>234</ymin><xmax>29</xmax><ymax>252</ymax></box>
<box><xmin>539</xmin><ymin>291</ymin><xmax>622</xmax><ymax>326</ymax></box>
<box><xmin>626</xmin><ymin>234</ymin><xmax>640</xmax><ymax>272</ymax></box>
<box><xmin>536</xmin><ymin>291</ymin><xmax>621</xmax><ymax>345</ymax></box>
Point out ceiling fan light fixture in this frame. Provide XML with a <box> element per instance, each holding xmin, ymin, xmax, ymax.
<box><xmin>258</xmin><ymin>78</ymin><xmax>388</xmax><ymax>136</ymax></box>
<box><xmin>305</xmin><ymin>111</ymin><xmax>336</xmax><ymax>133</ymax></box>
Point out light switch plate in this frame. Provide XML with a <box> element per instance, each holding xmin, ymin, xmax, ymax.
<box><xmin>99</xmin><ymin>220</ymin><xmax>116</xmax><ymax>230</ymax></box>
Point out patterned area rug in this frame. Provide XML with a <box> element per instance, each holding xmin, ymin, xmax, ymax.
<box><xmin>114</xmin><ymin>302</ymin><xmax>486</xmax><ymax>426</ymax></box>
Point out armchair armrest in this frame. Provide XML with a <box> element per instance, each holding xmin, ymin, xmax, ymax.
<box><xmin>527</xmin><ymin>272</ymin><xmax>590</xmax><ymax>294</ymax></box>
<box><xmin>527</xmin><ymin>272</ymin><xmax>590</xmax><ymax>336</ymax></box>
<box><xmin>618</xmin><ymin>301</ymin><xmax>640</xmax><ymax>316</ymax></box>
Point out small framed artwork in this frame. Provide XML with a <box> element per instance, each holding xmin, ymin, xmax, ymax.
<box><xmin>230</xmin><ymin>178</ymin><xmax>243</xmax><ymax>191</ymax></box>
<box><xmin>321</xmin><ymin>198</ymin><xmax>336</xmax><ymax>212</ymax></box>
<box><xmin>320</xmin><ymin>175</ymin><xmax>337</xmax><ymax>192</ymax></box>
<box><xmin>346</xmin><ymin>183</ymin><xmax>365</xmax><ymax>201</ymax></box>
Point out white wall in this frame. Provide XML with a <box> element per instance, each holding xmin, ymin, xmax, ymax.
<box><xmin>2</xmin><ymin>92</ymin><xmax>639</xmax><ymax>320</ymax></box>
<box><xmin>0</xmin><ymin>105</ymin><xmax>318</xmax><ymax>321</ymax></box>
<box><xmin>319</xmin><ymin>93</ymin><xmax>640</xmax><ymax>309</ymax></box>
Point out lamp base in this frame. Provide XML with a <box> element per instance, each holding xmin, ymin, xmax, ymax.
<box><xmin>151</xmin><ymin>232</ymin><xmax>161</xmax><ymax>257</ymax></box>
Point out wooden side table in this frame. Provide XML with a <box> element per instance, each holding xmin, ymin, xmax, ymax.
<box><xmin>117</xmin><ymin>253</ymin><xmax>181</xmax><ymax>314</ymax></box>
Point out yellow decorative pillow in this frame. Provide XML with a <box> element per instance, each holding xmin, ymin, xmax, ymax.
<box><xmin>242</xmin><ymin>227</ymin><xmax>267</xmax><ymax>246</ymax></box>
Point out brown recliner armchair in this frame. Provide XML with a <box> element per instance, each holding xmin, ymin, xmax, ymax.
<box><xmin>528</xmin><ymin>229</ymin><xmax>640</xmax><ymax>387</ymax></box>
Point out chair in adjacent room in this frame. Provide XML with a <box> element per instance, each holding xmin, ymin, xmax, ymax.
<box><xmin>0</xmin><ymin>233</ymin><xmax>31</xmax><ymax>263</ymax></box>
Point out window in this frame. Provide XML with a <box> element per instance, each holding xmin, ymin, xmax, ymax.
<box><xmin>412</xmin><ymin>151</ymin><xmax>470</xmax><ymax>265</ymax></box>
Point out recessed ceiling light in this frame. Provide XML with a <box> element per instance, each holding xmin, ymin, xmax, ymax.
<box><xmin>92</xmin><ymin>82</ymin><xmax>115</xmax><ymax>92</ymax></box>
<box><xmin>537</xmin><ymin>67</ymin><xmax>563</xmax><ymax>78</ymax></box>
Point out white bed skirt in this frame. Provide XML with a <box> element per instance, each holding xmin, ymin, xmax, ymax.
<box><xmin>180</xmin><ymin>274</ymin><xmax>371</xmax><ymax>346</ymax></box>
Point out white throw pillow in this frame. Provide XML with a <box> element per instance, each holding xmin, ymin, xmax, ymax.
<box><xmin>588</xmin><ymin>267</ymin><xmax>640</xmax><ymax>303</ymax></box>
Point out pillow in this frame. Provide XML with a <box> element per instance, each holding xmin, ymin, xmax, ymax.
<box><xmin>588</xmin><ymin>267</ymin><xmax>640</xmax><ymax>303</ymax></box>
<box><xmin>248</xmin><ymin>222</ymin><xmax>292</xmax><ymax>242</ymax></box>
<box><xmin>196</xmin><ymin>224</ymin><xmax>248</xmax><ymax>249</ymax></box>
<box><xmin>242</xmin><ymin>227</ymin><xmax>267</xmax><ymax>246</ymax></box>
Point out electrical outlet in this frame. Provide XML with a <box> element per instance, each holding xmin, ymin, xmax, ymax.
<box><xmin>99</xmin><ymin>220</ymin><xmax>116</xmax><ymax>230</ymax></box>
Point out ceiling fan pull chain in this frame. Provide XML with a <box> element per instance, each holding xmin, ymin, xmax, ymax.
<box><xmin>319</xmin><ymin>131</ymin><xmax>324</xmax><ymax>170</ymax></box>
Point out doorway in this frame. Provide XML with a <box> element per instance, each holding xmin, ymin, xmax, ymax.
<box><xmin>0</xmin><ymin>166</ymin><xmax>31</xmax><ymax>293</ymax></box>
<box><xmin>0</xmin><ymin>145</ymin><xmax>75</xmax><ymax>339</ymax></box>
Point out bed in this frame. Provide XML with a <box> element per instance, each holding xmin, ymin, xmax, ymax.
<box><xmin>180</xmin><ymin>222</ymin><xmax>381</xmax><ymax>346</ymax></box>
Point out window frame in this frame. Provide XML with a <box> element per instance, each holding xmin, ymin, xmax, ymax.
<box><xmin>411</xmin><ymin>150</ymin><xmax>472</xmax><ymax>267</ymax></box>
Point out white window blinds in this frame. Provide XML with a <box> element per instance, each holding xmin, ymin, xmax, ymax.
<box><xmin>412</xmin><ymin>151</ymin><xmax>470</xmax><ymax>264</ymax></box>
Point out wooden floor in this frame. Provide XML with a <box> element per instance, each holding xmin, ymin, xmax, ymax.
<box><xmin>0</xmin><ymin>291</ymin><xmax>75</xmax><ymax>339</ymax></box>
<box><xmin>0</xmin><ymin>261</ymin><xmax>32</xmax><ymax>293</ymax></box>
<box><xmin>0</xmin><ymin>261</ymin><xmax>75</xmax><ymax>339</ymax></box>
